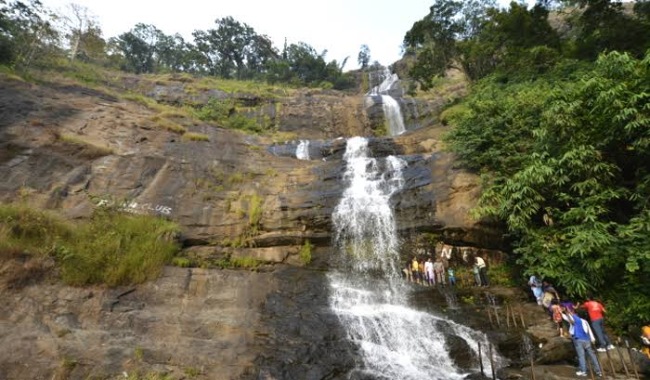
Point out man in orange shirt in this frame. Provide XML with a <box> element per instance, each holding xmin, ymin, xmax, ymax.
<box><xmin>578</xmin><ymin>296</ymin><xmax>615</xmax><ymax>352</ymax></box>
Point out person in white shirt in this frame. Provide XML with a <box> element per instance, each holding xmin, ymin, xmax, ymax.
<box><xmin>475</xmin><ymin>256</ymin><xmax>489</xmax><ymax>286</ymax></box>
<box><xmin>528</xmin><ymin>275</ymin><xmax>543</xmax><ymax>305</ymax></box>
<box><xmin>424</xmin><ymin>258</ymin><xmax>434</xmax><ymax>286</ymax></box>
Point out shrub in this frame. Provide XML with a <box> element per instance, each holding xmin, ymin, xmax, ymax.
<box><xmin>195</xmin><ymin>98</ymin><xmax>231</xmax><ymax>122</ymax></box>
<box><xmin>299</xmin><ymin>240</ymin><xmax>313</xmax><ymax>265</ymax></box>
<box><xmin>171</xmin><ymin>257</ymin><xmax>191</xmax><ymax>268</ymax></box>
<box><xmin>0</xmin><ymin>203</ymin><xmax>181</xmax><ymax>287</ymax></box>
<box><xmin>439</xmin><ymin>103</ymin><xmax>469</xmax><ymax>126</ymax></box>
<box><xmin>149</xmin><ymin>116</ymin><xmax>187</xmax><ymax>134</ymax></box>
<box><xmin>210</xmin><ymin>256</ymin><xmax>262</xmax><ymax>269</ymax></box>
<box><xmin>0</xmin><ymin>203</ymin><xmax>72</xmax><ymax>256</ymax></box>
<box><xmin>59</xmin><ymin>209</ymin><xmax>180</xmax><ymax>286</ymax></box>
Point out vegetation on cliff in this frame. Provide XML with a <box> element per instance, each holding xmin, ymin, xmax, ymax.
<box><xmin>0</xmin><ymin>203</ymin><xmax>181</xmax><ymax>287</ymax></box>
<box><xmin>407</xmin><ymin>0</ymin><xmax>650</xmax><ymax>331</ymax></box>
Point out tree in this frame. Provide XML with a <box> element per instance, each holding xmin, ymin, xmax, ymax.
<box><xmin>58</xmin><ymin>3</ymin><xmax>104</xmax><ymax>62</ymax></box>
<box><xmin>113</xmin><ymin>23</ymin><xmax>162</xmax><ymax>73</ymax></box>
<box><xmin>154</xmin><ymin>33</ymin><xmax>198</xmax><ymax>73</ymax></box>
<box><xmin>403</xmin><ymin>0</ymin><xmax>564</xmax><ymax>85</ymax></box>
<box><xmin>0</xmin><ymin>0</ymin><xmax>14</xmax><ymax>62</ymax></box>
<box><xmin>459</xmin><ymin>2</ymin><xmax>560</xmax><ymax>79</ymax></box>
<box><xmin>404</xmin><ymin>0</ymin><xmax>501</xmax><ymax>87</ymax></box>
<box><xmin>403</xmin><ymin>0</ymin><xmax>464</xmax><ymax>88</ymax></box>
<box><xmin>0</xmin><ymin>0</ymin><xmax>59</xmax><ymax>67</ymax></box>
<box><xmin>192</xmin><ymin>17</ymin><xmax>277</xmax><ymax>79</ymax></box>
<box><xmin>358</xmin><ymin>44</ymin><xmax>370</xmax><ymax>70</ymax></box>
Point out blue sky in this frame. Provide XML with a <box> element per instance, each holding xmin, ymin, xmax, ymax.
<box><xmin>40</xmin><ymin>0</ymin><xmax>533</xmax><ymax>70</ymax></box>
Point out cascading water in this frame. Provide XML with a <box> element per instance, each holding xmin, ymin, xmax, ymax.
<box><xmin>329</xmin><ymin>136</ymin><xmax>499</xmax><ymax>379</ymax></box>
<box><xmin>296</xmin><ymin>140</ymin><xmax>310</xmax><ymax>160</ymax></box>
<box><xmin>368</xmin><ymin>69</ymin><xmax>406</xmax><ymax>136</ymax></box>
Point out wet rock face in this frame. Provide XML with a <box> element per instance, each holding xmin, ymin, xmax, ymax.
<box><xmin>253</xmin><ymin>266</ymin><xmax>359</xmax><ymax>379</ymax></box>
<box><xmin>445</xmin><ymin>328</ymin><xmax>480</xmax><ymax>370</ymax></box>
<box><xmin>0</xmin><ymin>263</ymin><xmax>361</xmax><ymax>380</ymax></box>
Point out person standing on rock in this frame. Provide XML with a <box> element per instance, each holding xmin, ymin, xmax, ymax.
<box><xmin>403</xmin><ymin>261</ymin><xmax>412</xmax><ymax>282</ymax></box>
<box><xmin>641</xmin><ymin>325</ymin><xmax>650</xmax><ymax>359</ymax></box>
<box><xmin>433</xmin><ymin>257</ymin><xmax>445</xmax><ymax>285</ymax></box>
<box><xmin>528</xmin><ymin>275</ymin><xmax>543</xmax><ymax>305</ymax></box>
<box><xmin>475</xmin><ymin>256</ymin><xmax>489</xmax><ymax>286</ymax></box>
<box><xmin>472</xmin><ymin>263</ymin><xmax>481</xmax><ymax>286</ymax></box>
<box><xmin>562</xmin><ymin>305</ymin><xmax>603</xmax><ymax>377</ymax></box>
<box><xmin>447</xmin><ymin>267</ymin><xmax>456</xmax><ymax>287</ymax></box>
<box><xmin>578</xmin><ymin>296</ymin><xmax>615</xmax><ymax>352</ymax></box>
<box><xmin>424</xmin><ymin>257</ymin><xmax>435</xmax><ymax>286</ymax></box>
<box><xmin>411</xmin><ymin>256</ymin><xmax>420</xmax><ymax>284</ymax></box>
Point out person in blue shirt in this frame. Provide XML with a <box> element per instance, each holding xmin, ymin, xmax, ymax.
<box><xmin>562</xmin><ymin>304</ymin><xmax>602</xmax><ymax>377</ymax></box>
<box><xmin>447</xmin><ymin>267</ymin><xmax>456</xmax><ymax>286</ymax></box>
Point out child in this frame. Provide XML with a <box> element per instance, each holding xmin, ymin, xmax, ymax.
<box><xmin>447</xmin><ymin>267</ymin><xmax>456</xmax><ymax>286</ymax></box>
<box><xmin>550</xmin><ymin>299</ymin><xmax>564</xmax><ymax>337</ymax></box>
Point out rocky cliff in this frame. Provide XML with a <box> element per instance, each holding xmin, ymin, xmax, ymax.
<box><xmin>0</xmin><ymin>70</ymin><xmax>514</xmax><ymax>379</ymax></box>
<box><xmin>0</xmin><ymin>71</ymin><xmax>497</xmax><ymax>266</ymax></box>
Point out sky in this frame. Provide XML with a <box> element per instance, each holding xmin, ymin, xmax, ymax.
<box><xmin>39</xmin><ymin>0</ymin><xmax>530</xmax><ymax>71</ymax></box>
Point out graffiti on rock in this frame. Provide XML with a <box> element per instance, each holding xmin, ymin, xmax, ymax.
<box><xmin>96</xmin><ymin>199</ymin><xmax>173</xmax><ymax>216</ymax></box>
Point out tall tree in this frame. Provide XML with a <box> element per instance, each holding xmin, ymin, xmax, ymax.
<box><xmin>403</xmin><ymin>0</ymin><xmax>497</xmax><ymax>87</ymax></box>
<box><xmin>193</xmin><ymin>17</ymin><xmax>277</xmax><ymax>79</ymax></box>
<box><xmin>358</xmin><ymin>44</ymin><xmax>370</xmax><ymax>70</ymax></box>
<box><xmin>113</xmin><ymin>23</ymin><xmax>162</xmax><ymax>73</ymax></box>
<box><xmin>446</xmin><ymin>51</ymin><xmax>650</xmax><ymax>328</ymax></box>
<box><xmin>58</xmin><ymin>3</ymin><xmax>103</xmax><ymax>62</ymax></box>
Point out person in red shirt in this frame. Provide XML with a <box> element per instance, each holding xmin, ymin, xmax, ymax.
<box><xmin>578</xmin><ymin>295</ymin><xmax>615</xmax><ymax>352</ymax></box>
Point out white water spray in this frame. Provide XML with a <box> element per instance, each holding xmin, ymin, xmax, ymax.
<box><xmin>330</xmin><ymin>137</ymin><xmax>498</xmax><ymax>379</ymax></box>
<box><xmin>381</xmin><ymin>96</ymin><xmax>406</xmax><ymax>137</ymax></box>
<box><xmin>296</xmin><ymin>140</ymin><xmax>310</xmax><ymax>160</ymax></box>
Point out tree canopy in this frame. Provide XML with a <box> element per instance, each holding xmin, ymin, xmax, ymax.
<box><xmin>0</xmin><ymin>1</ymin><xmax>355</xmax><ymax>89</ymax></box>
<box><xmin>422</xmin><ymin>0</ymin><xmax>650</xmax><ymax>330</ymax></box>
<box><xmin>445</xmin><ymin>49</ymin><xmax>650</xmax><ymax>330</ymax></box>
<box><xmin>404</xmin><ymin>0</ymin><xmax>650</xmax><ymax>86</ymax></box>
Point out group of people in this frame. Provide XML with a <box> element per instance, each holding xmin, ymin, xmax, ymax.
<box><xmin>404</xmin><ymin>255</ymin><xmax>489</xmax><ymax>287</ymax></box>
<box><xmin>528</xmin><ymin>275</ymin><xmax>623</xmax><ymax>377</ymax></box>
<box><xmin>405</xmin><ymin>256</ymin><xmax>455</xmax><ymax>286</ymax></box>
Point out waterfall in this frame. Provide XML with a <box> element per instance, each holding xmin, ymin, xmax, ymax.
<box><xmin>381</xmin><ymin>96</ymin><xmax>406</xmax><ymax>137</ymax></box>
<box><xmin>368</xmin><ymin>69</ymin><xmax>406</xmax><ymax>136</ymax></box>
<box><xmin>329</xmin><ymin>137</ymin><xmax>498</xmax><ymax>379</ymax></box>
<box><xmin>296</xmin><ymin>140</ymin><xmax>310</xmax><ymax>160</ymax></box>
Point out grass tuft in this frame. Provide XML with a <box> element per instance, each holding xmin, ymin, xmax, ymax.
<box><xmin>57</xmin><ymin>134</ymin><xmax>114</xmax><ymax>158</ymax></box>
<box><xmin>0</xmin><ymin>203</ymin><xmax>181</xmax><ymax>287</ymax></box>
<box><xmin>182</xmin><ymin>132</ymin><xmax>210</xmax><ymax>142</ymax></box>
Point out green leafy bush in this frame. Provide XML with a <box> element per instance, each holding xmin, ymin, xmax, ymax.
<box><xmin>195</xmin><ymin>98</ymin><xmax>264</xmax><ymax>133</ymax></box>
<box><xmin>446</xmin><ymin>51</ymin><xmax>650</xmax><ymax>330</ymax></box>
